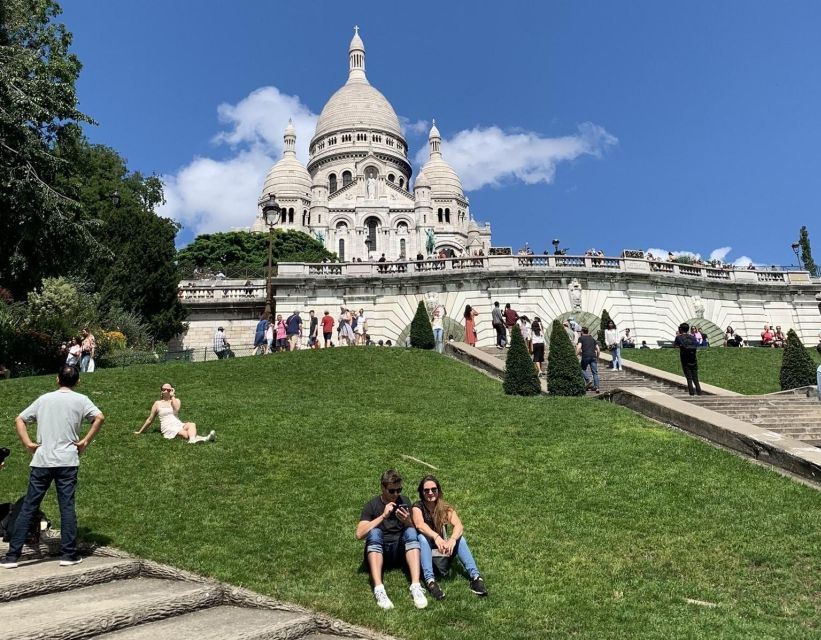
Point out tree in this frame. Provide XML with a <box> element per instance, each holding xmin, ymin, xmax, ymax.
<box><xmin>0</xmin><ymin>1</ymin><xmax>102</xmax><ymax>297</ymax></box>
<box><xmin>798</xmin><ymin>226</ymin><xmax>817</xmax><ymax>277</ymax></box>
<box><xmin>176</xmin><ymin>230</ymin><xmax>336</xmax><ymax>275</ymax></box>
<box><xmin>547</xmin><ymin>319</ymin><xmax>586</xmax><ymax>396</ymax></box>
<box><xmin>779</xmin><ymin>329</ymin><xmax>817</xmax><ymax>391</ymax></box>
<box><xmin>597</xmin><ymin>308</ymin><xmax>613</xmax><ymax>350</ymax></box>
<box><xmin>503</xmin><ymin>324</ymin><xmax>541</xmax><ymax>396</ymax></box>
<box><xmin>409</xmin><ymin>301</ymin><xmax>434</xmax><ymax>349</ymax></box>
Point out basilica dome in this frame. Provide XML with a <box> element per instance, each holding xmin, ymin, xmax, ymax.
<box><xmin>419</xmin><ymin>121</ymin><xmax>465</xmax><ymax>199</ymax></box>
<box><xmin>262</xmin><ymin>120</ymin><xmax>311</xmax><ymax>197</ymax></box>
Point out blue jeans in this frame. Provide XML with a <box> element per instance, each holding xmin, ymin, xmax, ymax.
<box><xmin>79</xmin><ymin>354</ymin><xmax>91</xmax><ymax>372</ymax></box>
<box><xmin>4</xmin><ymin>467</ymin><xmax>79</xmax><ymax>562</ymax></box>
<box><xmin>418</xmin><ymin>534</ymin><xmax>480</xmax><ymax>582</ymax></box>
<box><xmin>433</xmin><ymin>327</ymin><xmax>444</xmax><ymax>353</ymax></box>
<box><xmin>610</xmin><ymin>346</ymin><xmax>621</xmax><ymax>369</ymax></box>
<box><xmin>365</xmin><ymin>527</ymin><xmax>420</xmax><ymax>567</ymax></box>
<box><xmin>581</xmin><ymin>357</ymin><xmax>600</xmax><ymax>389</ymax></box>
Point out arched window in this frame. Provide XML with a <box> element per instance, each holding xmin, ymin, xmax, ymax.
<box><xmin>342</xmin><ymin>170</ymin><xmax>352</xmax><ymax>187</ymax></box>
<box><xmin>302</xmin><ymin>211</ymin><xmax>306</xmax><ymax>226</ymax></box>
<box><xmin>397</xmin><ymin>221</ymin><xmax>408</xmax><ymax>233</ymax></box>
<box><xmin>364</xmin><ymin>216</ymin><xmax>379</xmax><ymax>253</ymax></box>
<box><xmin>387</xmin><ymin>173</ymin><xmax>395</xmax><ymax>183</ymax></box>
<box><xmin>329</xmin><ymin>173</ymin><xmax>337</xmax><ymax>193</ymax></box>
<box><xmin>445</xmin><ymin>208</ymin><xmax>450</xmax><ymax>223</ymax></box>
<box><xmin>280</xmin><ymin>210</ymin><xmax>287</xmax><ymax>224</ymax></box>
<box><xmin>338</xmin><ymin>239</ymin><xmax>345</xmax><ymax>261</ymax></box>
<box><xmin>437</xmin><ymin>208</ymin><xmax>443</xmax><ymax>223</ymax></box>
<box><xmin>336</xmin><ymin>221</ymin><xmax>348</xmax><ymax>231</ymax></box>
<box><xmin>400</xmin><ymin>238</ymin><xmax>406</xmax><ymax>259</ymax></box>
<box><xmin>399</xmin><ymin>177</ymin><xmax>404</xmax><ymax>189</ymax></box>
<box><xmin>288</xmin><ymin>208</ymin><xmax>294</xmax><ymax>223</ymax></box>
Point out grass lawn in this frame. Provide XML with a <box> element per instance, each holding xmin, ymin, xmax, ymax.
<box><xmin>622</xmin><ymin>347</ymin><xmax>821</xmax><ymax>395</ymax></box>
<box><xmin>0</xmin><ymin>350</ymin><xmax>819</xmax><ymax>639</ymax></box>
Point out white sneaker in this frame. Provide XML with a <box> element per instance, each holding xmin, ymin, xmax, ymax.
<box><xmin>410</xmin><ymin>582</ymin><xmax>428</xmax><ymax>609</ymax></box>
<box><xmin>374</xmin><ymin>586</ymin><xmax>394</xmax><ymax>610</ymax></box>
<box><xmin>206</xmin><ymin>430</ymin><xmax>216</xmax><ymax>442</ymax></box>
<box><xmin>59</xmin><ymin>558</ymin><xmax>83</xmax><ymax>567</ymax></box>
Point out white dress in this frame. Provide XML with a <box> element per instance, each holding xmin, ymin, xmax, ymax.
<box><xmin>158</xmin><ymin>404</ymin><xmax>184</xmax><ymax>439</ymax></box>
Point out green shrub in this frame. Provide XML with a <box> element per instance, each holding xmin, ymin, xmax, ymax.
<box><xmin>503</xmin><ymin>324</ymin><xmax>541</xmax><ymax>396</ymax></box>
<box><xmin>597</xmin><ymin>308</ymin><xmax>613</xmax><ymax>349</ymax></box>
<box><xmin>779</xmin><ymin>329</ymin><xmax>817</xmax><ymax>390</ymax></box>
<box><xmin>96</xmin><ymin>348</ymin><xmax>160</xmax><ymax>369</ymax></box>
<box><xmin>547</xmin><ymin>319</ymin><xmax>586</xmax><ymax>396</ymax></box>
<box><xmin>409</xmin><ymin>301</ymin><xmax>434</xmax><ymax>349</ymax></box>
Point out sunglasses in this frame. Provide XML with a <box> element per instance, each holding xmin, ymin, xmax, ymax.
<box><xmin>386</xmin><ymin>487</ymin><xmax>403</xmax><ymax>495</ymax></box>
<box><xmin>422</xmin><ymin>487</ymin><xmax>439</xmax><ymax>495</ymax></box>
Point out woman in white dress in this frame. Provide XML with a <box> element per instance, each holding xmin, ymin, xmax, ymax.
<box><xmin>135</xmin><ymin>383</ymin><xmax>215</xmax><ymax>443</ymax></box>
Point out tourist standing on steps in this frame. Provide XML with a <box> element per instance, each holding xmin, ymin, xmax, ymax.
<box><xmin>464</xmin><ymin>305</ymin><xmax>478</xmax><ymax>346</ymax></box>
<box><xmin>308</xmin><ymin>310</ymin><xmax>319</xmax><ymax>349</ymax></box>
<box><xmin>519</xmin><ymin>315</ymin><xmax>532</xmax><ymax>353</ymax></box>
<box><xmin>576</xmin><ymin>327</ymin><xmax>600</xmax><ymax>393</ymax></box>
<box><xmin>503</xmin><ymin>303</ymin><xmax>519</xmax><ymax>347</ymax></box>
<box><xmin>285</xmin><ymin>310</ymin><xmax>302</xmax><ymax>352</ymax></box>
<box><xmin>1</xmin><ymin>365</ymin><xmax>105</xmax><ymax>569</ymax></box>
<box><xmin>431</xmin><ymin>306</ymin><xmax>445</xmax><ymax>353</ymax></box>
<box><xmin>274</xmin><ymin>314</ymin><xmax>287</xmax><ymax>352</ymax></box>
<box><xmin>321</xmin><ymin>310</ymin><xmax>335</xmax><ymax>347</ymax></box>
<box><xmin>411</xmin><ymin>475</ymin><xmax>488</xmax><ymax>601</ymax></box>
<box><xmin>491</xmin><ymin>302</ymin><xmax>506</xmax><ymax>349</ymax></box>
<box><xmin>135</xmin><ymin>383</ymin><xmax>215</xmax><ymax>443</ymax></box>
<box><xmin>675</xmin><ymin>322</ymin><xmax>702</xmax><ymax>396</ymax></box>
<box><xmin>605</xmin><ymin>320</ymin><xmax>622</xmax><ymax>371</ymax></box>
<box><xmin>355</xmin><ymin>469</ymin><xmax>428</xmax><ymax>610</ymax></box>
<box><xmin>531</xmin><ymin>317</ymin><xmax>545</xmax><ymax>376</ymax></box>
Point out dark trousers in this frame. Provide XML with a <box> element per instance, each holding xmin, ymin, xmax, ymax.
<box><xmin>5</xmin><ymin>467</ymin><xmax>79</xmax><ymax>561</ymax></box>
<box><xmin>494</xmin><ymin>324</ymin><xmax>506</xmax><ymax>347</ymax></box>
<box><xmin>682</xmin><ymin>363</ymin><xmax>702</xmax><ymax>396</ymax></box>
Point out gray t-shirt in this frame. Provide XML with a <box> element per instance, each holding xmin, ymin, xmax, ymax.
<box><xmin>19</xmin><ymin>389</ymin><xmax>102</xmax><ymax>468</ymax></box>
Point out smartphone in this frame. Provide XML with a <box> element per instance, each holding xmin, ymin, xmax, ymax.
<box><xmin>393</xmin><ymin>502</ymin><xmax>409</xmax><ymax>512</ymax></box>
<box><xmin>0</xmin><ymin>448</ymin><xmax>10</xmax><ymax>465</ymax></box>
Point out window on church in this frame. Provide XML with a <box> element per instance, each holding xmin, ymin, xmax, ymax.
<box><xmin>288</xmin><ymin>208</ymin><xmax>294</xmax><ymax>223</ymax></box>
<box><xmin>338</xmin><ymin>239</ymin><xmax>345</xmax><ymax>261</ymax></box>
<box><xmin>437</xmin><ymin>208</ymin><xmax>443</xmax><ymax>223</ymax></box>
<box><xmin>400</xmin><ymin>238</ymin><xmax>406</xmax><ymax>259</ymax></box>
<box><xmin>329</xmin><ymin>173</ymin><xmax>337</xmax><ymax>193</ymax></box>
<box><xmin>399</xmin><ymin>177</ymin><xmax>404</xmax><ymax>189</ymax></box>
<box><xmin>342</xmin><ymin>171</ymin><xmax>352</xmax><ymax>187</ymax></box>
<box><xmin>387</xmin><ymin>174</ymin><xmax>395</xmax><ymax>183</ymax></box>
<box><xmin>445</xmin><ymin>208</ymin><xmax>450</xmax><ymax>223</ymax></box>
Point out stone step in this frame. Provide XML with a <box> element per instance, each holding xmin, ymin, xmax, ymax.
<box><xmin>93</xmin><ymin>605</ymin><xmax>316</xmax><ymax>640</ymax></box>
<box><xmin>0</xmin><ymin>577</ymin><xmax>221</xmax><ymax>640</ymax></box>
<box><xmin>0</xmin><ymin>555</ymin><xmax>140</xmax><ymax>602</ymax></box>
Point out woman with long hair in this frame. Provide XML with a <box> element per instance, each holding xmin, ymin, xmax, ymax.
<box><xmin>604</xmin><ymin>319</ymin><xmax>621</xmax><ymax>371</ymax></box>
<box><xmin>135</xmin><ymin>383</ymin><xmax>215</xmax><ymax>443</ymax></box>
<box><xmin>411</xmin><ymin>475</ymin><xmax>487</xmax><ymax>600</ymax></box>
<box><xmin>464</xmin><ymin>305</ymin><xmax>478</xmax><ymax>346</ymax></box>
<box><xmin>531</xmin><ymin>316</ymin><xmax>545</xmax><ymax>376</ymax></box>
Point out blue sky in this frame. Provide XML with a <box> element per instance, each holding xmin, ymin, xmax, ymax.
<box><xmin>60</xmin><ymin>1</ymin><xmax>821</xmax><ymax>267</ymax></box>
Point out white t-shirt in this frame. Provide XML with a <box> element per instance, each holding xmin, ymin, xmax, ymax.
<box><xmin>519</xmin><ymin>322</ymin><xmax>530</xmax><ymax>339</ymax></box>
<box><xmin>531</xmin><ymin>332</ymin><xmax>545</xmax><ymax>345</ymax></box>
<box><xmin>605</xmin><ymin>329</ymin><xmax>619</xmax><ymax>348</ymax></box>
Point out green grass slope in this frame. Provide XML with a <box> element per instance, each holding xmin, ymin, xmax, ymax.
<box><xmin>623</xmin><ymin>347</ymin><xmax>821</xmax><ymax>395</ymax></box>
<box><xmin>0</xmin><ymin>350</ymin><xmax>819</xmax><ymax>639</ymax></box>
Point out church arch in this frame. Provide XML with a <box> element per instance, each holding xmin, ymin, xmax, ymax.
<box><xmin>329</xmin><ymin>173</ymin><xmax>338</xmax><ymax>193</ymax></box>
<box><xmin>364</xmin><ymin>216</ymin><xmax>380</xmax><ymax>253</ymax></box>
<box><xmin>387</xmin><ymin>173</ymin><xmax>395</xmax><ymax>183</ymax></box>
<box><xmin>545</xmin><ymin>311</ymin><xmax>602</xmax><ymax>342</ymax></box>
<box><xmin>338</xmin><ymin>238</ymin><xmax>345</xmax><ymax>261</ymax></box>
<box><xmin>399</xmin><ymin>177</ymin><xmax>405</xmax><ymax>189</ymax></box>
<box><xmin>288</xmin><ymin>208</ymin><xmax>294</xmax><ymax>223</ymax></box>
<box><xmin>399</xmin><ymin>238</ymin><xmax>406</xmax><ymax>259</ymax></box>
<box><xmin>342</xmin><ymin>170</ymin><xmax>353</xmax><ymax>187</ymax></box>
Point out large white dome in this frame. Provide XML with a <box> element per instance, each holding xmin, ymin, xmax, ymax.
<box><xmin>314</xmin><ymin>82</ymin><xmax>402</xmax><ymax>139</ymax></box>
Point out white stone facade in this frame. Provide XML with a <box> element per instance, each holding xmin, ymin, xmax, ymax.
<box><xmin>175</xmin><ymin>258</ymin><xmax>821</xmax><ymax>357</ymax></box>
<box><xmin>250</xmin><ymin>28</ymin><xmax>492</xmax><ymax>262</ymax></box>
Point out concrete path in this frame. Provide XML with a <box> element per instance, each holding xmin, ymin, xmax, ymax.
<box><xmin>0</xmin><ymin>540</ymin><xmax>394</xmax><ymax>640</ymax></box>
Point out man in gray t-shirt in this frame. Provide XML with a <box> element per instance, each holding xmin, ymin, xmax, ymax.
<box><xmin>1</xmin><ymin>366</ymin><xmax>104</xmax><ymax>569</ymax></box>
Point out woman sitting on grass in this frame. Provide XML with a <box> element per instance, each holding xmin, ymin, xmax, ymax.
<box><xmin>411</xmin><ymin>475</ymin><xmax>487</xmax><ymax>601</ymax></box>
<box><xmin>135</xmin><ymin>383</ymin><xmax>215</xmax><ymax>443</ymax></box>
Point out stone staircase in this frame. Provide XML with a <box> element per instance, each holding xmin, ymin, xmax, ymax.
<box><xmin>0</xmin><ymin>540</ymin><xmax>390</xmax><ymax>640</ymax></box>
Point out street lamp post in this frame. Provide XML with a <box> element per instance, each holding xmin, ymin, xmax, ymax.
<box><xmin>552</xmin><ymin>238</ymin><xmax>561</xmax><ymax>255</ymax></box>
<box><xmin>261</xmin><ymin>194</ymin><xmax>280</xmax><ymax>318</ymax></box>
<box><xmin>791</xmin><ymin>242</ymin><xmax>802</xmax><ymax>269</ymax></box>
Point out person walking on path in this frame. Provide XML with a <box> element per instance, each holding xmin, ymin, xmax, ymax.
<box><xmin>321</xmin><ymin>310</ymin><xmax>335</xmax><ymax>347</ymax></box>
<box><xmin>135</xmin><ymin>383</ymin><xmax>214</xmax><ymax>443</ymax></box>
<box><xmin>253</xmin><ymin>314</ymin><xmax>269</xmax><ymax>355</ymax></box>
<box><xmin>576</xmin><ymin>327</ymin><xmax>600</xmax><ymax>393</ymax></box>
<box><xmin>464</xmin><ymin>305</ymin><xmax>478</xmax><ymax>346</ymax></box>
<box><xmin>604</xmin><ymin>320</ymin><xmax>622</xmax><ymax>371</ymax></box>
<box><xmin>431</xmin><ymin>306</ymin><xmax>445</xmax><ymax>353</ymax></box>
<box><xmin>531</xmin><ymin>317</ymin><xmax>545</xmax><ymax>376</ymax></box>
<box><xmin>411</xmin><ymin>475</ymin><xmax>488</xmax><ymax>601</ymax></box>
<box><xmin>503</xmin><ymin>303</ymin><xmax>519</xmax><ymax>347</ymax></box>
<box><xmin>1</xmin><ymin>366</ymin><xmax>105</xmax><ymax>569</ymax></box>
<box><xmin>285</xmin><ymin>310</ymin><xmax>302</xmax><ymax>352</ymax></box>
<box><xmin>491</xmin><ymin>302</ymin><xmax>506</xmax><ymax>349</ymax></box>
<box><xmin>355</xmin><ymin>469</ymin><xmax>428</xmax><ymax>610</ymax></box>
<box><xmin>213</xmin><ymin>327</ymin><xmax>229</xmax><ymax>359</ymax></box>
<box><xmin>674</xmin><ymin>322</ymin><xmax>702</xmax><ymax>396</ymax></box>
<box><xmin>308</xmin><ymin>310</ymin><xmax>319</xmax><ymax>349</ymax></box>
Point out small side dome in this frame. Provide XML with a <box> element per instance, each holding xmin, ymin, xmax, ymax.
<box><xmin>260</xmin><ymin>121</ymin><xmax>312</xmax><ymax>198</ymax></box>
<box><xmin>414</xmin><ymin>170</ymin><xmax>430</xmax><ymax>189</ymax></box>
<box><xmin>419</xmin><ymin>119</ymin><xmax>465</xmax><ymax>199</ymax></box>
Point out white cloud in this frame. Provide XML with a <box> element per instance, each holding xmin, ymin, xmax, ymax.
<box><xmin>415</xmin><ymin>122</ymin><xmax>617</xmax><ymax>191</ymax></box>
<box><xmin>733</xmin><ymin>256</ymin><xmax>754</xmax><ymax>267</ymax></box>
<box><xmin>399</xmin><ymin>116</ymin><xmax>429</xmax><ymax>136</ymax></box>
<box><xmin>709</xmin><ymin>246</ymin><xmax>732</xmax><ymax>262</ymax></box>
<box><xmin>159</xmin><ymin>87</ymin><xmax>318</xmax><ymax>236</ymax></box>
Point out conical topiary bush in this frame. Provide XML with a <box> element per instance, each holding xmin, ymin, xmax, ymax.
<box><xmin>597</xmin><ymin>308</ymin><xmax>613</xmax><ymax>350</ymax></box>
<box><xmin>409</xmin><ymin>300</ymin><xmax>435</xmax><ymax>349</ymax></box>
<box><xmin>503</xmin><ymin>324</ymin><xmax>541</xmax><ymax>396</ymax></box>
<box><xmin>779</xmin><ymin>329</ymin><xmax>816</xmax><ymax>390</ymax></box>
<box><xmin>547</xmin><ymin>319</ymin><xmax>587</xmax><ymax>396</ymax></box>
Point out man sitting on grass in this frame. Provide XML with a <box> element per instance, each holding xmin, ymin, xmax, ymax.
<box><xmin>355</xmin><ymin>469</ymin><xmax>428</xmax><ymax>610</ymax></box>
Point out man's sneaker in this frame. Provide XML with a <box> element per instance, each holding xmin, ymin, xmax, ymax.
<box><xmin>426</xmin><ymin>580</ymin><xmax>445</xmax><ymax>601</ymax></box>
<box><xmin>469</xmin><ymin>576</ymin><xmax>488</xmax><ymax>596</ymax></box>
<box><xmin>0</xmin><ymin>557</ymin><xmax>19</xmax><ymax>569</ymax></box>
<box><xmin>585</xmin><ymin>379</ymin><xmax>593</xmax><ymax>390</ymax></box>
<box><xmin>206</xmin><ymin>430</ymin><xmax>216</xmax><ymax>442</ymax></box>
<box><xmin>374</xmin><ymin>587</ymin><xmax>394</xmax><ymax>610</ymax></box>
<box><xmin>59</xmin><ymin>557</ymin><xmax>83</xmax><ymax>567</ymax></box>
<box><xmin>409</xmin><ymin>583</ymin><xmax>428</xmax><ymax>609</ymax></box>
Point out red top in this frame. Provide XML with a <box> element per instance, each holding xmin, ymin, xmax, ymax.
<box><xmin>503</xmin><ymin>308</ymin><xmax>519</xmax><ymax>327</ymax></box>
<box><xmin>761</xmin><ymin>329</ymin><xmax>774</xmax><ymax>343</ymax></box>
<box><xmin>321</xmin><ymin>315</ymin><xmax>335</xmax><ymax>332</ymax></box>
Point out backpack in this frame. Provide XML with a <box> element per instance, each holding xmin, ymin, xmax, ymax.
<box><xmin>0</xmin><ymin>497</ymin><xmax>50</xmax><ymax>546</ymax></box>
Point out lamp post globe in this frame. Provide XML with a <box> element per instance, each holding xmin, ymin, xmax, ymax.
<box><xmin>261</xmin><ymin>194</ymin><xmax>280</xmax><ymax>318</ymax></box>
<box><xmin>791</xmin><ymin>242</ymin><xmax>802</xmax><ymax>269</ymax></box>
